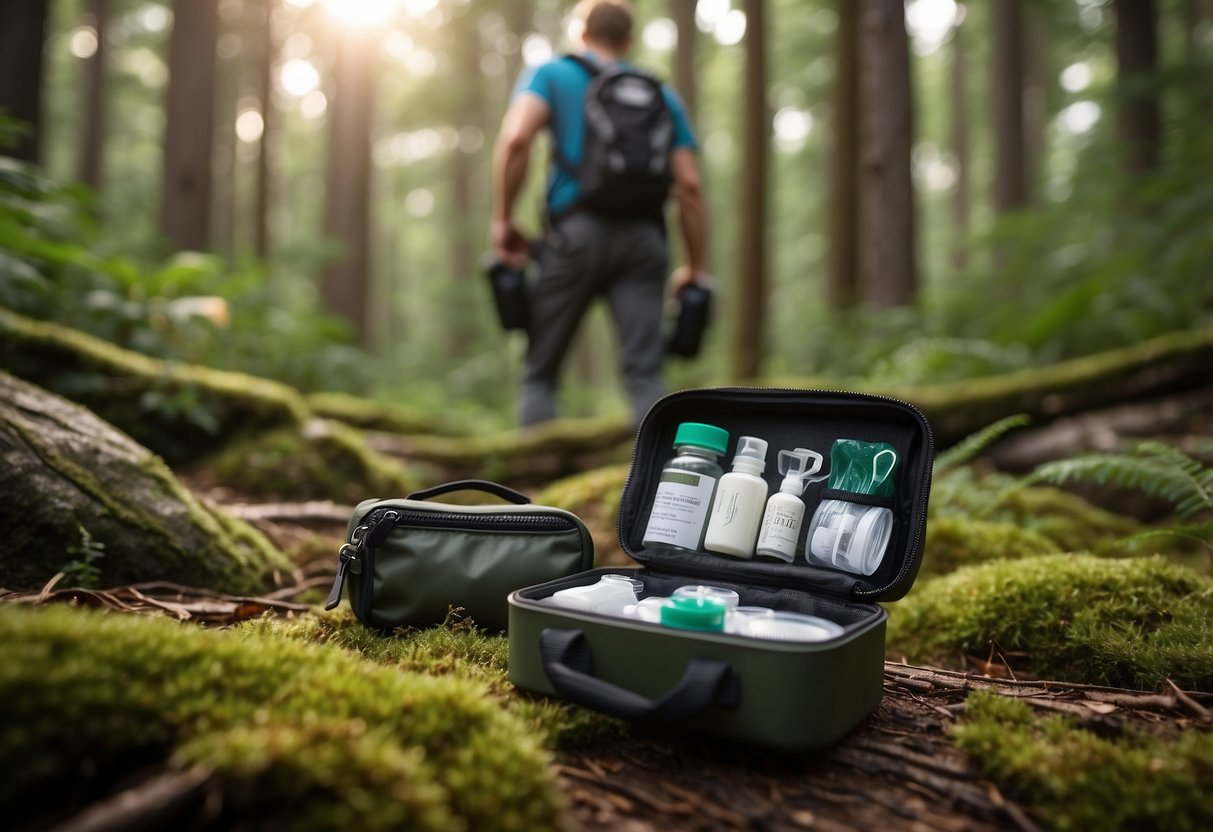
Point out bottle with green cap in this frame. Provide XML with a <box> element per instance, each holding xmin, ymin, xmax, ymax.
<box><xmin>642</xmin><ymin>422</ymin><xmax>730</xmax><ymax>552</ymax></box>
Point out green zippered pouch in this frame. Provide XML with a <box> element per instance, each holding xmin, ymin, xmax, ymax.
<box><xmin>325</xmin><ymin>480</ymin><xmax>593</xmax><ymax>632</ymax></box>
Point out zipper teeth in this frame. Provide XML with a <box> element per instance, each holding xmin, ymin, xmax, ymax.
<box><xmin>366</xmin><ymin>507</ymin><xmax>576</xmax><ymax>531</ymax></box>
<box><xmin>619</xmin><ymin>386</ymin><xmax>935</xmax><ymax>601</ymax></box>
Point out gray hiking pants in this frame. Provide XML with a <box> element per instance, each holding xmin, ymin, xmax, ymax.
<box><xmin>520</xmin><ymin>213</ymin><xmax>668</xmax><ymax>426</ymax></box>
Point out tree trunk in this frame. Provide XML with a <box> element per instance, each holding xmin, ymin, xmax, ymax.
<box><xmin>322</xmin><ymin>29</ymin><xmax>377</xmax><ymax>345</ymax></box>
<box><xmin>992</xmin><ymin>0</ymin><xmax>1026</xmax><ymax>213</ymax></box>
<box><xmin>730</xmin><ymin>0</ymin><xmax>768</xmax><ymax>382</ymax></box>
<box><xmin>447</xmin><ymin>5</ymin><xmax>485</xmax><ymax>357</ymax></box>
<box><xmin>949</xmin><ymin>11</ymin><xmax>970</xmax><ymax>272</ymax></box>
<box><xmin>670</xmin><ymin>0</ymin><xmax>698</xmax><ymax>124</ymax></box>
<box><xmin>1116</xmin><ymin>0</ymin><xmax>1161</xmax><ymax>174</ymax></box>
<box><xmin>1022</xmin><ymin>5</ymin><xmax>1046</xmax><ymax>204</ymax></box>
<box><xmin>858</xmin><ymin>0</ymin><xmax>916</xmax><ymax>308</ymax></box>
<box><xmin>0</xmin><ymin>371</ymin><xmax>289</xmax><ymax>594</ymax></box>
<box><xmin>161</xmin><ymin>0</ymin><xmax>220</xmax><ymax>252</ymax></box>
<box><xmin>254</xmin><ymin>0</ymin><xmax>277</xmax><ymax>260</ymax></box>
<box><xmin>0</xmin><ymin>0</ymin><xmax>49</xmax><ymax>164</ymax></box>
<box><xmin>78</xmin><ymin>0</ymin><xmax>110</xmax><ymax>192</ymax></box>
<box><xmin>825</xmin><ymin>0</ymin><xmax>860</xmax><ymax>310</ymax></box>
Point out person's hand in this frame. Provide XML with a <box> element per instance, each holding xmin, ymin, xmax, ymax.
<box><xmin>669</xmin><ymin>265</ymin><xmax>706</xmax><ymax>298</ymax></box>
<box><xmin>490</xmin><ymin>219</ymin><xmax>531</xmax><ymax>269</ymax></box>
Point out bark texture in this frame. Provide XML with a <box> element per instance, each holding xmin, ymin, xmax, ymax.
<box><xmin>0</xmin><ymin>371</ymin><xmax>289</xmax><ymax>594</ymax></box>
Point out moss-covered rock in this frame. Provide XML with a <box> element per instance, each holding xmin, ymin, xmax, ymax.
<box><xmin>921</xmin><ymin>515</ymin><xmax>1058</xmax><ymax>576</ymax></box>
<box><xmin>0</xmin><ymin>306</ymin><xmax>309</xmax><ymax>464</ymax></box>
<box><xmin>202</xmin><ymin>419</ymin><xmax>421</xmax><ymax>503</ymax></box>
<box><xmin>0</xmin><ymin>370</ymin><xmax>290</xmax><ymax>593</ymax></box>
<box><xmin>952</xmin><ymin>691</ymin><xmax>1213</xmax><ymax>831</ymax></box>
<box><xmin>889</xmin><ymin>554</ymin><xmax>1213</xmax><ymax>690</ymax></box>
<box><xmin>0</xmin><ymin>605</ymin><xmax>566</xmax><ymax>830</ymax></box>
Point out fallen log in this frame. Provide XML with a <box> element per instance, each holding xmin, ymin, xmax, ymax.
<box><xmin>0</xmin><ymin>370</ymin><xmax>291</xmax><ymax>593</ymax></box>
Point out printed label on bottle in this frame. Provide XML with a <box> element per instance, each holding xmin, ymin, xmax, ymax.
<box><xmin>642</xmin><ymin>470</ymin><xmax>717</xmax><ymax>549</ymax></box>
<box><xmin>756</xmin><ymin>501</ymin><xmax>803</xmax><ymax>562</ymax></box>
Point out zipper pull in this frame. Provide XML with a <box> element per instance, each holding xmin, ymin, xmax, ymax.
<box><xmin>324</xmin><ymin>544</ymin><xmax>359</xmax><ymax>610</ymax></box>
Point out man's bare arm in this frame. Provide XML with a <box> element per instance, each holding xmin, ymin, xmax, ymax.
<box><xmin>490</xmin><ymin>93</ymin><xmax>550</xmax><ymax>266</ymax></box>
<box><xmin>669</xmin><ymin>147</ymin><xmax>708</xmax><ymax>293</ymax></box>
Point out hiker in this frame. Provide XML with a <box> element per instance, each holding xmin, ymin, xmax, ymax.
<box><xmin>489</xmin><ymin>0</ymin><xmax>708</xmax><ymax>427</ymax></box>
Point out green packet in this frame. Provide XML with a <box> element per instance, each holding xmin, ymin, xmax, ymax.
<box><xmin>826</xmin><ymin>439</ymin><xmax>899</xmax><ymax>497</ymax></box>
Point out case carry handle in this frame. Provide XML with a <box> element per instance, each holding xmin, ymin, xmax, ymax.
<box><xmin>406</xmin><ymin>479</ymin><xmax>531</xmax><ymax>505</ymax></box>
<box><xmin>539</xmin><ymin>628</ymin><xmax>739</xmax><ymax>722</ymax></box>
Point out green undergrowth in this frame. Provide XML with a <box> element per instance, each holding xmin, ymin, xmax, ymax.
<box><xmin>0</xmin><ymin>605</ymin><xmax>566</xmax><ymax>831</ymax></box>
<box><xmin>953</xmin><ymin>692</ymin><xmax>1213</xmax><ymax>831</ymax></box>
<box><xmin>889</xmin><ymin>554</ymin><xmax>1213</xmax><ymax>690</ymax></box>
<box><xmin>202</xmin><ymin>420</ymin><xmax>421</xmax><ymax>502</ymax></box>
<box><xmin>238</xmin><ymin>607</ymin><xmax>621</xmax><ymax>747</ymax></box>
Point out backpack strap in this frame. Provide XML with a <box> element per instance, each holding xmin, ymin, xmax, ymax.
<box><xmin>563</xmin><ymin>52</ymin><xmax>601</xmax><ymax>77</ymax></box>
<box><xmin>550</xmin><ymin>54</ymin><xmax>601</xmax><ymax>187</ymax></box>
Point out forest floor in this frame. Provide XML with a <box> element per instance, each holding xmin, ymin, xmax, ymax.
<box><xmin>37</xmin><ymin>486</ymin><xmax>1201</xmax><ymax>832</ymax></box>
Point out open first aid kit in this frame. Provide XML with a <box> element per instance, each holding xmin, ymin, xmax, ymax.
<box><xmin>507</xmin><ymin>389</ymin><xmax>933</xmax><ymax>750</ymax></box>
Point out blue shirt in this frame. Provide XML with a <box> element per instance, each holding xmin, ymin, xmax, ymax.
<box><xmin>514</xmin><ymin>52</ymin><xmax>698</xmax><ymax>217</ymax></box>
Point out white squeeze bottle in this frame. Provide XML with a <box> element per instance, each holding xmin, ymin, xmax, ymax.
<box><xmin>755</xmin><ymin>448</ymin><xmax>825</xmax><ymax>563</ymax></box>
<box><xmin>704</xmin><ymin>436</ymin><xmax>770</xmax><ymax>558</ymax></box>
<box><xmin>642</xmin><ymin>422</ymin><xmax>730</xmax><ymax>552</ymax></box>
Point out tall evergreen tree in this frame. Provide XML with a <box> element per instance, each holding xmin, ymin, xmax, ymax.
<box><xmin>858</xmin><ymin>0</ymin><xmax>916</xmax><ymax>308</ymax></box>
<box><xmin>671</xmin><ymin>0</ymin><xmax>698</xmax><ymax>124</ymax></box>
<box><xmin>1116</xmin><ymin>0</ymin><xmax>1161</xmax><ymax>173</ymax></box>
<box><xmin>731</xmin><ymin>0</ymin><xmax>769</xmax><ymax>381</ymax></box>
<box><xmin>992</xmin><ymin>0</ymin><xmax>1026</xmax><ymax>213</ymax></box>
<box><xmin>825</xmin><ymin>0</ymin><xmax>860</xmax><ymax>310</ymax></box>
<box><xmin>78</xmin><ymin>0</ymin><xmax>110</xmax><ymax>192</ymax></box>
<box><xmin>950</xmin><ymin>8</ymin><xmax>970</xmax><ymax>271</ymax></box>
<box><xmin>161</xmin><ymin>0</ymin><xmax>221</xmax><ymax>251</ymax></box>
<box><xmin>0</xmin><ymin>0</ymin><xmax>50</xmax><ymax>164</ymax></box>
<box><xmin>322</xmin><ymin>26</ymin><xmax>377</xmax><ymax>345</ymax></box>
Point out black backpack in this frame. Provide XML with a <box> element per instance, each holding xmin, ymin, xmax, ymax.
<box><xmin>555</xmin><ymin>54</ymin><xmax>675</xmax><ymax>221</ymax></box>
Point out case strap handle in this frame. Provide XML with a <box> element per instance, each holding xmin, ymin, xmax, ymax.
<box><xmin>539</xmin><ymin>628</ymin><xmax>740</xmax><ymax>722</ymax></box>
<box><xmin>406</xmin><ymin>480</ymin><xmax>531</xmax><ymax>505</ymax></box>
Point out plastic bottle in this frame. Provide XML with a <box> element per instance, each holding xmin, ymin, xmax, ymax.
<box><xmin>642</xmin><ymin>422</ymin><xmax>730</xmax><ymax>552</ymax></box>
<box><xmin>755</xmin><ymin>448</ymin><xmax>825</xmax><ymax>563</ymax></box>
<box><xmin>703</xmin><ymin>436</ymin><xmax>770</xmax><ymax>558</ymax></box>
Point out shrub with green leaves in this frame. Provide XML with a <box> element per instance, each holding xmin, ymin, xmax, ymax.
<box><xmin>889</xmin><ymin>554</ymin><xmax>1213</xmax><ymax>690</ymax></box>
<box><xmin>953</xmin><ymin>692</ymin><xmax>1213</xmax><ymax>831</ymax></box>
<box><xmin>0</xmin><ymin>605</ymin><xmax>565</xmax><ymax>831</ymax></box>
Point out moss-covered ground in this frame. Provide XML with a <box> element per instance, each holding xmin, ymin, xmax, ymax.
<box><xmin>889</xmin><ymin>554</ymin><xmax>1213</xmax><ymax>690</ymax></box>
<box><xmin>953</xmin><ymin>691</ymin><xmax>1213</xmax><ymax>831</ymax></box>
<box><xmin>0</xmin><ymin>604</ymin><xmax>617</xmax><ymax>830</ymax></box>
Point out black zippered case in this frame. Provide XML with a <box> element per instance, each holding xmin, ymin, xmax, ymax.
<box><xmin>507</xmin><ymin>389</ymin><xmax>933</xmax><ymax>749</ymax></box>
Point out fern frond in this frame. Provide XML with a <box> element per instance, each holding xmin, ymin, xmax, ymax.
<box><xmin>1033</xmin><ymin>446</ymin><xmax>1213</xmax><ymax>519</ymax></box>
<box><xmin>1119</xmin><ymin>525</ymin><xmax>1213</xmax><ymax>555</ymax></box>
<box><xmin>935</xmin><ymin>414</ymin><xmax>1031</xmax><ymax>474</ymax></box>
